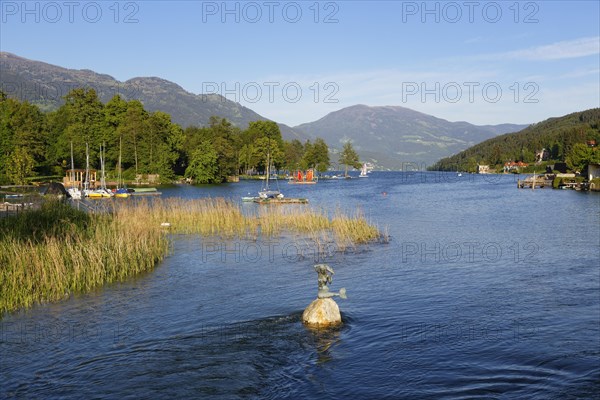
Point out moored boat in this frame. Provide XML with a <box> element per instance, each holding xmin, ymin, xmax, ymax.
<box><xmin>288</xmin><ymin>168</ymin><xmax>318</xmax><ymax>184</ymax></box>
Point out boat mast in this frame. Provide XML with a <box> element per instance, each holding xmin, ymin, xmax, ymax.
<box><xmin>265</xmin><ymin>152</ymin><xmax>270</xmax><ymax>190</ymax></box>
<box><xmin>85</xmin><ymin>143</ymin><xmax>90</xmax><ymax>192</ymax></box>
<box><xmin>118</xmin><ymin>136</ymin><xmax>123</xmax><ymax>189</ymax></box>
<box><xmin>99</xmin><ymin>143</ymin><xmax>107</xmax><ymax>190</ymax></box>
<box><xmin>70</xmin><ymin>141</ymin><xmax>76</xmax><ymax>189</ymax></box>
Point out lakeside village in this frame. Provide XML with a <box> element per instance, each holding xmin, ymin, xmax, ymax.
<box><xmin>475</xmin><ymin>140</ymin><xmax>600</xmax><ymax>191</ymax></box>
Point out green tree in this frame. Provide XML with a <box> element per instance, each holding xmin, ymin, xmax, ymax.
<box><xmin>6</xmin><ymin>147</ymin><xmax>35</xmax><ymax>184</ymax></box>
<box><xmin>283</xmin><ymin>139</ymin><xmax>305</xmax><ymax>171</ymax></box>
<box><xmin>0</xmin><ymin>95</ymin><xmax>48</xmax><ymax>179</ymax></box>
<box><xmin>103</xmin><ymin>95</ymin><xmax>128</xmax><ymax>166</ymax></box>
<box><xmin>311</xmin><ymin>138</ymin><xmax>330</xmax><ymax>173</ymax></box>
<box><xmin>239</xmin><ymin>144</ymin><xmax>253</xmax><ymax>174</ymax></box>
<box><xmin>566</xmin><ymin>143</ymin><xmax>593</xmax><ymax>171</ymax></box>
<box><xmin>61</xmin><ymin>88</ymin><xmax>105</xmax><ymax>167</ymax></box>
<box><xmin>339</xmin><ymin>141</ymin><xmax>361</xmax><ymax>177</ymax></box>
<box><xmin>253</xmin><ymin>137</ymin><xmax>284</xmax><ymax>173</ymax></box>
<box><xmin>185</xmin><ymin>141</ymin><xmax>219</xmax><ymax>183</ymax></box>
<box><xmin>119</xmin><ymin>100</ymin><xmax>147</xmax><ymax>175</ymax></box>
<box><xmin>245</xmin><ymin>120</ymin><xmax>284</xmax><ymax>170</ymax></box>
<box><xmin>0</xmin><ymin>94</ymin><xmax>19</xmax><ymax>183</ymax></box>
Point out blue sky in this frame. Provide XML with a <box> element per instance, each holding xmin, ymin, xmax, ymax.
<box><xmin>1</xmin><ymin>1</ymin><xmax>599</xmax><ymax>126</ymax></box>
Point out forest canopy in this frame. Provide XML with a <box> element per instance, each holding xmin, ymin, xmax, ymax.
<box><xmin>429</xmin><ymin>108</ymin><xmax>600</xmax><ymax>173</ymax></box>
<box><xmin>0</xmin><ymin>89</ymin><xmax>331</xmax><ymax>185</ymax></box>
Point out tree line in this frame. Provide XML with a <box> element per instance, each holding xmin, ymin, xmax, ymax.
<box><xmin>0</xmin><ymin>88</ymin><xmax>340</xmax><ymax>185</ymax></box>
<box><xmin>430</xmin><ymin>108</ymin><xmax>600</xmax><ymax>173</ymax></box>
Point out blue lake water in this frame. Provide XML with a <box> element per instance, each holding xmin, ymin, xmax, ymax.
<box><xmin>1</xmin><ymin>172</ymin><xmax>599</xmax><ymax>399</ymax></box>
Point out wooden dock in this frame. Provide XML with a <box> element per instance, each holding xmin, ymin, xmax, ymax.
<box><xmin>0</xmin><ymin>202</ymin><xmax>34</xmax><ymax>217</ymax></box>
<box><xmin>253</xmin><ymin>197</ymin><xmax>308</xmax><ymax>204</ymax></box>
<box><xmin>517</xmin><ymin>175</ymin><xmax>553</xmax><ymax>189</ymax></box>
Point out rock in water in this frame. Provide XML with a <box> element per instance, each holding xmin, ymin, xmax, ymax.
<box><xmin>302</xmin><ymin>298</ymin><xmax>342</xmax><ymax>327</ymax></box>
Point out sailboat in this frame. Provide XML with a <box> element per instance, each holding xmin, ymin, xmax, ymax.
<box><xmin>258</xmin><ymin>152</ymin><xmax>283</xmax><ymax>199</ymax></box>
<box><xmin>359</xmin><ymin>163</ymin><xmax>368</xmax><ymax>178</ymax></box>
<box><xmin>88</xmin><ymin>144</ymin><xmax>114</xmax><ymax>198</ymax></box>
<box><xmin>67</xmin><ymin>142</ymin><xmax>82</xmax><ymax>199</ymax></box>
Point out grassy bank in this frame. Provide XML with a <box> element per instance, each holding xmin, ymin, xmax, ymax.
<box><xmin>0</xmin><ymin>199</ymin><xmax>383</xmax><ymax>315</ymax></box>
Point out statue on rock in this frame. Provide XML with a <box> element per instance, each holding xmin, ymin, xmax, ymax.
<box><xmin>303</xmin><ymin>264</ymin><xmax>347</xmax><ymax>328</ymax></box>
<box><xmin>315</xmin><ymin>264</ymin><xmax>347</xmax><ymax>299</ymax></box>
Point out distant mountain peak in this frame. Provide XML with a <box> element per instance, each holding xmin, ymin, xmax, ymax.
<box><xmin>294</xmin><ymin>105</ymin><xmax>528</xmax><ymax>168</ymax></box>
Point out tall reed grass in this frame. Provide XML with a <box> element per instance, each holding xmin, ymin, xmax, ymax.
<box><xmin>0</xmin><ymin>198</ymin><xmax>383</xmax><ymax>315</ymax></box>
<box><xmin>0</xmin><ymin>201</ymin><xmax>168</xmax><ymax>315</ymax></box>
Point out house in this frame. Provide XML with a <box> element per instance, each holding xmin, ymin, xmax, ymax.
<box><xmin>535</xmin><ymin>148</ymin><xmax>549</xmax><ymax>163</ymax></box>
<box><xmin>477</xmin><ymin>164</ymin><xmax>490</xmax><ymax>174</ymax></box>
<box><xmin>503</xmin><ymin>161</ymin><xmax>528</xmax><ymax>173</ymax></box>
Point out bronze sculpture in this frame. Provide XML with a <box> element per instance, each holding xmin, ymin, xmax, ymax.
<box><xmin>314</xmin><ymin>264</ymin><xmax>347</xmax><ymax>299</ymax></box>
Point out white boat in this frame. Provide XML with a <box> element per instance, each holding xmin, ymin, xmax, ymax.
<box><xmin>87</xmin><ymin>188</ymin><xmax>114</xmax><ymax>198</ymax></box>
<box><xmin>359</xmin><ymin>163</ymin><xmax>368</xmax><ymax>178</ymax></box>
<box><xmin>258</xmin><ymin>152</ymin><xmax>283</xmax><ymax>199</ymax></box>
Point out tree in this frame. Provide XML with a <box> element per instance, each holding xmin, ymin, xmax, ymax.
<box><xmin>245</xmin><ymin>120</ymin><xmax>284</xmax><ymax>170</ymax></box>
<box><xmin>566</xmin><ymin>143</ymin><xmax>593</xmax><ymax>172</ymax></box>
<box><xmin>61</xmin><ymin>88</ymin><xmax>105</xmax><ymax>167</ymax></box>
<box><xmin>339</xmin><ymin>141</ymin><xmax>361</xmax><ymax>177</ymax></box>
<box><xmin>185</xmin><ymin>141</ymin><xmax>218</xmax><ymax>183</ymax></box>
<box><xmin>119</xmin><ymin>100</ymin><xmax>147</xmax><ymax>175</ymax></box>
<box><xmin>207</xmin><ymin>117</ymin><xmax>239</xmax><ymax>181</ymax></box>
<box><xmin>0</xmin><ymin>95</ymin><xmax>19</xmax><ymax>183</ymax></box>
<box><xmin>6</xmin><ymin>147</ymin><xmax>35</xmax><ymax>184</ymax></box>
<box><xmin>253</xmin><ymin>137</ymin><xmax>284</xmax><ymax>173</ymax></box>
<box><xmin>311</xmin><ymin>138</ymin><xmax>330</xmax><ymax>173</ymax></box>
<box><xmin>239</xmin><ymin>144</ymin><xmax>256</xmax><ymax>174</ymax></box>
<box><xmin>283</xmin><ymin>139</ymin><xmax>305</xmax><ymax>171</ymax></box>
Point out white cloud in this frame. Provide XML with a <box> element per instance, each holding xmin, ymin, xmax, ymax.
<box><xmin>213</xmin><ymin>39</ymin><xmax>600</xmax><ymax>126</ymax></box>
<box><xmin>495</xmin><ymin>36</ymin><xmax>600</xmax><ymax>61</ymax></box>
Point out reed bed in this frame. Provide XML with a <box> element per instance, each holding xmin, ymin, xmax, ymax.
<box><xmin>115</xmin><ymin>198</ymin><xmax>257</xmax><ymax>238</ymax></box>
<box><xmin>0</xmin><ymin>198</ymin><xmax>382</xmax><ymax>315</ymax></box>
<box><xmin>0</xmin><ymin>201</ymin><xmax>168</xmax><ymax>315</ymax></box>
<box><xmin>331</xmin><ymin>209</ymin><xmax>381</xmax><ymax>250</ymax></box>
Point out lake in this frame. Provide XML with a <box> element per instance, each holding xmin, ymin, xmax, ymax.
<box><xmin>1</xmin><ymin>172</ymin><xmax>599</xmax><ymax>399</ymax></box>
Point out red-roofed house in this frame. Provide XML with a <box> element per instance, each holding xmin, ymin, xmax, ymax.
<box><xmin>504</xmin><ymin>161</ymin><xmax>529</xmax><ymax>173</ymax></box>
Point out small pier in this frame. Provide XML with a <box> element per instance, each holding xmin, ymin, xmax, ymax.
<box><xmin>253</xmin><ymin>197</ymin><xmax>308</xmax><ymax>204</ymax></box>
<box><xmin>517</xmin><ymin>175</ymin><xmax>553</xmax><ymax>189</ymax></box>
<box><xmin>0</xmin><ymin>202</ymin><xmax>34</xmax><ymax>217</ymax></box>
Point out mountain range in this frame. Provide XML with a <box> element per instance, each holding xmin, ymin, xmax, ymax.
<box><xmin>296</xmin><ymin>105</ymin><xmax>527</xmax><ymax>168</ymax></box>
<box><xmin>0</xmin><ymin>52</ymin><xmax>528</xmax><ymax>169</ymax></box>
